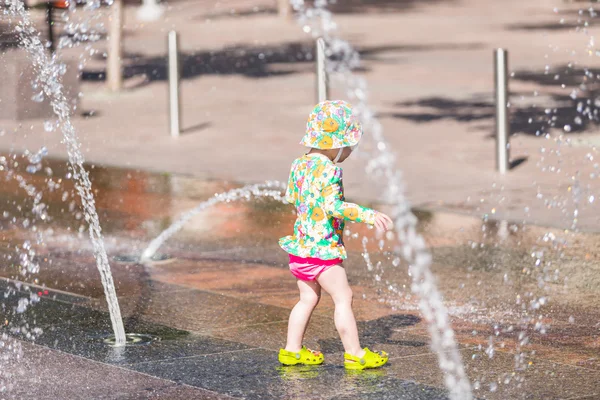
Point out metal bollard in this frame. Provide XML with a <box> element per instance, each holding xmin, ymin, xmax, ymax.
<box><xmin>494</xmin><ymin>48</ymin><xmax>510</xmax><ymax>174</ymax></box>
<box><xmin>107</xmin><ymin>0</ymin><xmax>124</xmax><ymax>92</ymax></box>
<box><xmin>316</xmin><ymin>37</ymin><xmax>328</xmax><ymax>103</ymax></box>
<box><xmin>168</xmin><ymin>31</ymin><xmax>181</xmax><ymax>138</ymax></box>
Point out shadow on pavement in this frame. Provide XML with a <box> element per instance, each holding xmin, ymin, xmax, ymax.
<box><xmin>82</xmin><ymin>42</ymin><xmax>317</xmax><ymax>83</ymax></box>
<box><xmin>192</xmin><ymin>0</ymin><xmax>458</xmax><ymax>19</ymax></box>
<box><xmin>82</xmin><ymin>41</ymin><xmax>484</xmax><ymax>86</ymax></box>
<box><xmin>384</xmin><ymin>65</ymin><xmax>600</xmax><ymax>136</ymax></box>
<box><xmin>318</xmin><ymin>314</ymin><xmax>423</xmax><ymax>353</ymax></box>
<box><xmin>327</xmin><ymin>0</ymin><xmax>457</xmax><ymax>14</ymax></box>
<box><xmin>506</xmin><ymin>9</ymin><xmax>600</xmax><ymax>31</ymax></box>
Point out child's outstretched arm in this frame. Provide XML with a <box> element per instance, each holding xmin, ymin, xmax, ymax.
<box><xmin>322</xmin><ymin>182</ymin><xmax>375</xmax><ymax>223</ymax></box>
<box><xmin>320</xmin><ymin>166</ymin><xmax>392</xmax><ymax>230</ymax></box>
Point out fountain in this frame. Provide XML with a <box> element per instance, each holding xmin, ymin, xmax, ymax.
<box><xmin>4</xmin><ymin>0</ymin><xmax>597</xmax><ymax>398</ymax></box>
<box><xmin>288</xmin><ymin>2</ymin><xmax>472</xmax><ymax>397</ymax></box>
<box><xmin>4</xmin><ymin>0</ymin><xmax>126</xmax><ymax>346</ymax></box>
<box><xmin>141</xmin><ymin>181</ymin><xmax>287</xmax><ymax>262</ymax></box>
<box><xmin>138</xmin><ymin>1</ymin><xmax>471</xmax><ymax>398</ymax></box>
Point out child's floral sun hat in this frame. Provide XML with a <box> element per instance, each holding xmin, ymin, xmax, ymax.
<box><xmin>301</xmin><ymin>100</ymin><xmax>363</xmax><ymax>149</ymax></box>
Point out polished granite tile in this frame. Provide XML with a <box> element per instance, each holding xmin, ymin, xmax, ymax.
<box><xmin>147</xmin><ymin>254</ymin><xmax>419</xmax><ymax>325</ymax></box>
<box><xmin>385</xmin><ymin>349</ymin><xmax>600</xmax><ymax>400</ymax></box>
<box><xmin>329</xmin><ymin>379</ymin><xmax>449</xmax><ymax>400</ymax></box>
<box><xmin>125</xmin><ymin>288</ymin><xmax>292</xmax><ymax>333</ymax></box>
<box><xmin>4</xmin><ymin>341</ymin><xmax>227</xmax><ymax>400</ymax></box>
<box><xmin>130</xmin><ymin>348</ymin><xmax>450</xmax><ymax>400</ymax></box>
<box><xmin>2</xmin><ymin>295</ymin><xmax>256</xmax><ymax>366</ymax></box>
<box><xmin>208</xmin><ymin>312</ymin><xmax>431</xmax><ymax>360</ymax></box>
<box><xmin>3</xmin><ymin>283</ymin><xmax>291</xmax><ymax>335</ymax></box>
<box><xmin>123</xmin><ymin>384</ymin><xmax>232</xmax><ymax>400</ymax></box>
<box><xmin>3</xmin><ymin>296</ymin><xmax>154</xmax><ymax>335</ymax></box>
<box><xmin>209</xmin><ymin>316</ymin><xmax>339</xmax><ymax>352</ymax></box>
<box><xmin>405</xmin><ymin>319</ymin><xmax>600</xmax><ymax>372</ymax></box>
<box><xmin>36</xmin><ymin>328</ymin><xmax>253</xmax><ymax>366</ymax></box>
<box><xmin>1</xmin><ymin>278</ymin><xmax>91</xmax><ymax>307</ymax></box>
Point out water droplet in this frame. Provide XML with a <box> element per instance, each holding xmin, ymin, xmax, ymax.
<box><xmin>31</xmin><ymin>91</ymin><xmax>44</xmax><ymax>103</ymax></box>
<box><xmin>44</xmin><ymin>120</ymin><xmax>55</xmax><ymax>132</ymax></box>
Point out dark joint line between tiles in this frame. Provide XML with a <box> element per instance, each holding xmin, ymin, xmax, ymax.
<box><xmin>123</xmin><ymin>347</ymin><xmax>264</xmax><ymax>367</ymax></box>
<box><xmin>0</xmin><ymin>276</ymin><xmax>93</xmax><ymax>301</ymax></box>
<box><xmin>198</xmin><ymin>319</ymin><xmax>291</xmax><ymax>333</ymax></box>
<box><xmin>15</xmin><ymin>338</ymin><xmax>237</xmax><ymax>400</ymax></box>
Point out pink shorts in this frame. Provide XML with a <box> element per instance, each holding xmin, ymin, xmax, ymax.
<box><xmin>288</xmin><ymin>254</ymin><xmax>343</xmax><ymax>281</ymax></box>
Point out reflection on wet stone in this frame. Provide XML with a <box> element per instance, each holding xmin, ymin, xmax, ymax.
<box><xmin>2</xmin><ymin>153</ymin><xmax>600</xmax><ymax>398</ymax></box>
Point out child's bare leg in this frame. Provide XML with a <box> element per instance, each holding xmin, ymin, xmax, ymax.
<box><xmin>285</xmin><ymin>279</ymin><xmax>321</xmax><ymax>352</ymax></box>
<box><xmin>317</xmin><ymin>265</ymin><xmax>365</xmax><ymax>357</ymax></box>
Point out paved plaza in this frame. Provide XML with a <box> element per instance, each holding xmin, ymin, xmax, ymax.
<box><xmin>1</xmin><ymin>0</ymin><xmax>600</xmax><ymax>399</ymax></box>
<box><xmin>0</xmin><ymin>157</ymin><xmax>599</xmax><ymax>399</ymax></box>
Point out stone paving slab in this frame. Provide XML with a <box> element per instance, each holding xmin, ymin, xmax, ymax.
<box><xmin>3</xmin><ymin>253</ymin><xmax>600</xmax><ymax>400</ymax></box>
<box><xmin>0</xmin><ymin>282</ymin><xmax>454</xmax><ymax>399</ymax></box>
<box><xmin>385</xmin><ymin>349</ymin><xmax>600</xmax><ymax>400</ymax></box>
<box><xmin>122</xmin><ymin>287</ymin><xmax>292</xmax><ymax>333</ymax></box>
<box><xmin>2</xmin><ymin>149</ymin><xmax>600</xmax><ymax>398</ymax></box>
<box><xmin>4</xmin><ymin>342</ymin><xmax>226</xmax><ymax>400</ymax></box>
<box><xmin>129</xmin><ymin>347</ymin><xmax>451</xmax><ymax>400</ymax></box>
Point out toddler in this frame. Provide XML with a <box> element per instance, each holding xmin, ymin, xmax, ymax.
<box><xmin>278</xmin><ymin>100</ymin><xmax>392</xmax><ymax>370</ymax></box>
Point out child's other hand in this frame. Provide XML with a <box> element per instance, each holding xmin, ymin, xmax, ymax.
<box><xmin>374</xmin><ymin>212</ymin><xmax>393</xmax><ymax>232</ymax></box>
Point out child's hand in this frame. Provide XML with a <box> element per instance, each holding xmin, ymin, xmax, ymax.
<box><xmin>374</xmin><ymin>212</ymin><xmax>393</xmax><ymax>232</ymax></box>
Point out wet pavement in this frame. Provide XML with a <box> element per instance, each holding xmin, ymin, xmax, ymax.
<box><xmin>1</xmin><ymin>155</ymin><xmax>600</xmax><ymax>399</ymax></box>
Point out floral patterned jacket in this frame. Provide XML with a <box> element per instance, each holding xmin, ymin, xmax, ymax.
<box><xmin>279</xmin><ymin>153</ymin><xmax>376</xmax><ymax>260</ymax></box>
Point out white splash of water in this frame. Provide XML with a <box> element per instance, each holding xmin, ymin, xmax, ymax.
<box><xmin>290</xmin><ymin>1</ymin><xmax>472</xmax><ymax>398</ymax></box>
<box><xmin>5</xmin><ymin>0</ymin><xmax>126</xmax><ymax>346</ymax></box>
<box><xmin>141</xmin><ymin>181</ymin><xmax>287</xmax><ymax>261</ymax></box>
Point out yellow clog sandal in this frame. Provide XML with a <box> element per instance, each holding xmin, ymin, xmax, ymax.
<box><xmin>344</xmin><ymin>347</ymin><xmax>388</xmax><ymax>370</ymax></box>
<box><xmin>278</xmin><ymin>346</ymin><xmax>324</xmax><ymax>366</ymax></box>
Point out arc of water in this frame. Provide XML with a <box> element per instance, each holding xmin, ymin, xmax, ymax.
<box><xmin>290</xmin><ymin>1</ymin><xmax>473</xmax><ymax>398</ymax></box>
<box><xmin>141</xmin><ymin>181</ymin><xmax>287</xmax><ymax>262</ymax></box>
<box><xmin>7</xmin><ymin>1</ymin><xmax>126</xmax><ymax>346</ymax></box>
